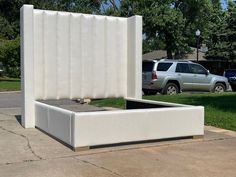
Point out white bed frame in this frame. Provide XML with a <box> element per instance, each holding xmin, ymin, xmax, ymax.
<box><xmin>21</xmin><ymin>5</ymin><xmax>204</xmax><ymax>150</ymax></box>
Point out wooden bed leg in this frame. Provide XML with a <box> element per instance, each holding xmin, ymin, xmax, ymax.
<box><xmin>192</xmin><ymin>135</ymin><xmax>204</xmax><ymax>139</ymax></box>
<box><xmin>73</xmin><ymin>146</ymin><xmax>90</xmax><ymax>152</ymax></box>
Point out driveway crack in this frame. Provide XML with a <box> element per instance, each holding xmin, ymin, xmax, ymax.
<box><xmin>75</xmin><ymin>157</ymin><xmax>125</xmax><ymax>177</ymax></box>
<box><xmin>0</xmin><ymin>126</ymin><xmax>43</xmax><ymax>160</ymax></box>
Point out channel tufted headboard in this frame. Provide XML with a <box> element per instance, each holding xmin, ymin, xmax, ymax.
<box><xmin>21</xmin><ymin>5</ymin><xmax>142</xmax><ymax>128</ymax></box>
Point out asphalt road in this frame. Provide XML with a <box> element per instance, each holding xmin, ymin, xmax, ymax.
<box><xmin>0</xmin><ymin>92</ymin><xmax>21</xmax><ymax>108</ymax></box>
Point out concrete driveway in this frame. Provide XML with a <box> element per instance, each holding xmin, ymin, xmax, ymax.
<box><xmin>0</xmin><ymin>92</ymin><xmax>236</xmax><ymax>177</ymax></box>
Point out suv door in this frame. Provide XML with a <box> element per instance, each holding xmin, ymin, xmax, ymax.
<box><xmin>175</xmin><ymin>63</ymin><xmax>195</xmax><ymax>91</ymax></box>
<box><xmin>189</xmin><ymin>63</ymin><xmax>212</xmax><ymax>91</ymax></box>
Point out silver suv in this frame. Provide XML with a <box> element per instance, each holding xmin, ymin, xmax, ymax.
<box><xmin>142</xmin><ymin>59</ymin><xmax>229</xmax><ymax>95</ymax></box>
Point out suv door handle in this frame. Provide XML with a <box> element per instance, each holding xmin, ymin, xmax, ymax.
<box><xmin>177</xmin><ymin>74</ymin><xmax>181</xmax><ymax>76</ymax></box>
<box><xmin>193</xmin><ymin>74</ymin><xmax>197</xmax><ymax>77</ymax></box>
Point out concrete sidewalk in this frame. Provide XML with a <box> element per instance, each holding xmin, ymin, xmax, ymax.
<box><xmin>0</xmin><ymin>107</ymin><xmax>236</xmax><ymax>177</ymax></box>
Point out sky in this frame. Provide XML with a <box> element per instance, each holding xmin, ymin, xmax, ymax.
<box><xmin>220</xmin><ymin>0</ymin><xmax>228</xmax><ymax>9</ymax></box>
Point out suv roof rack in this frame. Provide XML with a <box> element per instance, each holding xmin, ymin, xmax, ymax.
<box><xmin>160</xmin><ymin>59</ymin><xmax>192</xmax><ymax>63</ymax></box>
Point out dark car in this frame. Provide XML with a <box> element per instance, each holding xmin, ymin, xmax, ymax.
<box><xmin>223</xmin><ymin>69</ymin><xmax>236</xmax><ymax>91</ymax></box>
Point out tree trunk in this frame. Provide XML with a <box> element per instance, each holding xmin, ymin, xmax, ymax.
<box><xmin>167</xmin><ymin>48</ymin><xmax>173</xmax><ymax>59</ymax></box>
<box><xmin>165</xmin><ymin>31</ymin><xmax>173</xmax><ymax>59</ymax></box>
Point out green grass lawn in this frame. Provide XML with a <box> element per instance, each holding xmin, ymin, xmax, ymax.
<box><xmin>91</xmin><ymin>93</ymin><xmax>236</xmax><ymax>131</ymax></box>
<box><xmin>0</xmin><ymin>77</ymin><xmax>20</xmax><ymax>91</ymax></box>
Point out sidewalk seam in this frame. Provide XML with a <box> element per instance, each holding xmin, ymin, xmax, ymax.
<box><xmin>75</xmin><ymin>157</ymin><xmax>125</xmax><ymax>177</ymax></box>
<box><xmin>0</xmin><ymin>126</ymin><xmax>43</xmax><ymax>161</ymax></box>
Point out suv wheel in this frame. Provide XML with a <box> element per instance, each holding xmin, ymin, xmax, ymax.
<box><xmin>213</xmin><ymin>83</ymin><xmax>226</xmax><ymax>93</ymax></box>
<box><xmin>163</xmin><ymin>83</ymin><xmax>179</xmax><ymax>95</ymax></box>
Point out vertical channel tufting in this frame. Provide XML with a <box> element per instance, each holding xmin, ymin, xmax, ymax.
<box><xmin>114</xmin><ymin>18</ymin><xmax>120</xmax><ymax>97</ymax></box>
<box><xmin>93</xmin><ymin>16</ymin><xmax>106</xmax><ymax>98</ymax></box>
<box><xmin>81</xmin><ymin>15</ymin><xmax>93</xmax><ymax>98</ymax></box>
<box><xmin>80</xmin><ymin>14</ymin><xmax>84</xmax><ymax>98</ymax></box>
<box><xmin>104</xmin><ymin>17</ymin><xmax>108</xmax><ymax>98</ymax></box>
<box><xmin>55</xmin><ymin>12</ymin><xmax>58</xmax><ymax>99</ymax></box>
<box><xmin>80</xmin><ymin>15</ymin><xmax>84</xmax><ymax>98</ymax></box>
<box><xmin>122</xmin><ymin>19</ymin><xmax>128</xmax><ymax>97</ymax></box>
<box><xmin>69</xmin><ymin>13</ymin><xmax>72</xmax><ymax>99</ymax></box>
<box><xmin>70</xmin><ymin>13</ymin><xmax>81</xmax><ymax>99</ymax></box>
<box><xmin>78</xmin><ymin>14</ymin><xmax>82</xmax><ymax>98</ymax></box>
<box><xmin>107</xmin><ymin>17</ymin><xmax>117</xmax><ymax>97</ymax></box>
<box><xmin>44</xmin><ymin>11</ymin><xmax>57</xmax><ymax>99</ymax></box>
<box><xmin>127</xmin><ymin>16</ymin><xmax>142</xmax><ymax>99</ymax></box>
<box><xmin>34</xmin><ymin>10</ymin><xmax>44</xmax><ymax>99</ymax></box>
<box><xmin>42</xmin><ymin>11</ymin><xmax>46</xmax><ymax>99</ymax></box>
<box><xmin>91</xmin><ymin>16</ymin><xmax>95</xmax><ymax>98</ymax></box>
<box><xmin>32</xmin><ymin>10</ymin><xmax>134</xmax><ymax>100</ymax></box>
<box><xmin>57</xmin><ymin>12</ymin><xmax>70</xmax><ymax>98</ymax></box>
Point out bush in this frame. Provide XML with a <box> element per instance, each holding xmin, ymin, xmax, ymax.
<box><xmin>0</xmin><ymin>38</ymin><xmax>20</xmax><ymax>78</ymax></box>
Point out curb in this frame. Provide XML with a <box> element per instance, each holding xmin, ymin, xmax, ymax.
<box><xmin>0</xmin><ymin>91</ymin><xmax>21</xmax><ymax>94</ymax></box>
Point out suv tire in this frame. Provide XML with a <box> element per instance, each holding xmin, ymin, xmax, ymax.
<box><xmin>163</xmin><ymin>83</ymin><xmax>179</xmax><ymax>95</ymax></box>
<box><xmin>213</xmin><ymin>83</ymin><xmax>226</xmax><ymax>93</ymax></box>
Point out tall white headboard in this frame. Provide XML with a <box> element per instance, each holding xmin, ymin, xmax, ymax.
<box><xmin>21</xmin><ymin>5</ymin><xmax>142</xmax><ymax>128</ymax></box>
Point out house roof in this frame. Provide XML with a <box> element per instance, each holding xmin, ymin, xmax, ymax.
<box><xmin>142</xmin><ymin>48</ymin><xmax>207</xmax><ymax>61</ymax></box>
<box><xmin>142</xmin><ymin>50</ymin><xmax>167</xmax><ymax>60</ymax></box>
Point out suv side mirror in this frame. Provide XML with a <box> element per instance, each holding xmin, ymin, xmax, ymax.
<box><xmin>206</xmin><ymin>70</ymin><xmax>210</xmax><ymax>75</ymax></box>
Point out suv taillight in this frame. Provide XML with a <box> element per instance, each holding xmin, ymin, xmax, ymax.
<box><xmin>152</xmin><ymin>71</ymin><xmax>157</xmax><ymax>80</ymax></box>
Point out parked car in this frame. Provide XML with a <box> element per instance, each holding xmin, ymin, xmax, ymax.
<box><xmin>142</xmin><ymin>59</ymin><xmax>229</xmax><ymax>95</ymax></box>
<box><xmin>223</xmin><ymin>69</ymin><xmax>236</xmax><ymax>91</ymax></box>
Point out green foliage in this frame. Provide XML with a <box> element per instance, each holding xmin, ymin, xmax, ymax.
<box><xmin>0</xmin><ymin>0</ymin><xmax>102</xmax><ymax>78</ymax></box>
<box><xmin>119</xmin><ymin>0</ymin><xmax>188</xmax><ymax>58</ymax></box>
<box><xmin>117</xmin><ymin>0</ymin><xmax>218</xmax><ymax>58</ymax></box>
<box><xmin>0</xmin><ymin>38</ymin><xmax>20</xmax><ymax>78</ymax></box>
<box><xmin>0</xmin><ymin>0</ymin><xmax>234</xmax><ymax>77</ymax></box>
<box><xmin>0</xmin><ymin>16</ymin><xmax>17</xmax><ymax>39</ymax></box>
<box><xmin>206</xmin><ymin>1</ymin><xmax>236</xmax><ymax>61</ymax></box>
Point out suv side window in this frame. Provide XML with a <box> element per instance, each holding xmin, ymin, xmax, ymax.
<box><xmin>157</xmin><ymin>62</ymin><xmax>173</xmax><ymax>71</ymax></box>
<box><xmin>175</xmin><ymin>63</ymin><xmax>190</xmax><ymax>73</ymax></box>
<box><xmin>189</xmin><ymin>64</ymin><xmax>207</xmax><ymax>74</ymax></box>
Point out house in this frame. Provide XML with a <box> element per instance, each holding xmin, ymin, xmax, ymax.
<box><xmin>142</xmin><ymin>48</ymin><xmax>235</xmax><ymax>75</ymax></box>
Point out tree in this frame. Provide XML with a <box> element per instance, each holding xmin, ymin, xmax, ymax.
<box><xmin>118</xmin><ymin>0</ymin><xmax>189</xmax><ymax>58</ymax></box>
<box><xmin>117</xmin><ymin>0</ymin><xmax>217</xmax><ymax>58</ymax></box>
<box><xmin>0</xmin><ymin>38</ymin><xmax>20</xmax><ymax>77</ymax></box>
<box><xmin>0</xmin><ymin>0</ymin><xmax>102</xmax><ymax>78</ymax></box>
<box><xmin>206</xmin><ymin>1</ymin><xmax>236</xmax><ymax>62</ymax></box>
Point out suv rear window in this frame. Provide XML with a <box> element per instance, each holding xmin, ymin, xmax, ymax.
<box><xmin>157</xmin><ymin>62</ymin><xmax>173</xmax><ymax>71</ymax></box>
<box><xmin>142</xmin><ymin>62</ymin><xmax>154</xmax><ymax>72</ymax></box>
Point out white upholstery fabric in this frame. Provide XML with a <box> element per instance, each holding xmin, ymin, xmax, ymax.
<box><xmin>35</xmin><ymin>100</ymin><xmax>204</xmax><ymax>148</ymax></box>
<box><xmin>35</xmin><ymin>101</ymin><xmax>73</xmax><ymax>145</ymax></box>
<box><xmin>34</xmin><ymin>10</ymin><xmax>130</xmax><ymax>100</ymax></box>
<box><xmin>73</xmin><ymin>106</ymin><xmax>204</xmax><ymax>147</ymax></box>
<box><xmin>21</xmin><ymin>5</ymin><xmax>142</xmax><ymax>128</ymax></box>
